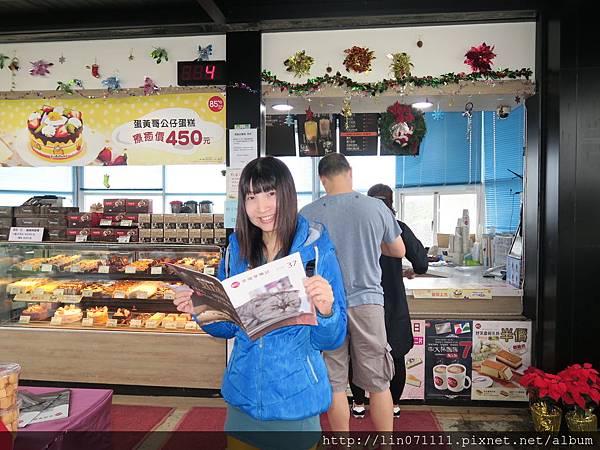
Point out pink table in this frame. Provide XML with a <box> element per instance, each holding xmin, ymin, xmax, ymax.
<box><xmin>15</xmin><ymin>386</ymin><xmax>113</xmax><ymax>450</ymax></box>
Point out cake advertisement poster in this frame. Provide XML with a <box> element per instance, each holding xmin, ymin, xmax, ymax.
<box><xmin>0</xmin><ymin>92</ymin><xmax>225</xmax><ymax>166</ymax></box>
<box><xmin>400</xmin><ymin>320</ymin><xmax>426</xmax><ymax>400</ymax></box>
<box><xmin>425</xmin><ymin>320</ymin><xmax>473</xmax><ymax>401</ymax></box>
<box><xmin>471</xmin><ymin>320</ymin><xmax>532</xmax><ymax>401</ymax></box>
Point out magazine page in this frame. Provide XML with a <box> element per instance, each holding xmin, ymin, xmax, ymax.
<box><xmin>222</xmin><ymin>252</ymin><xmax>315</xmax><ymax>339</ymax></box>
<box><xmin>165</xmin><ymin>263</ymin><xmax>244</xmax><ymax>329</ymax></box>
<box><xmin>18</xmin><ymin>389</ymin><xmax>71</xmax><ymax>427</ymax></box>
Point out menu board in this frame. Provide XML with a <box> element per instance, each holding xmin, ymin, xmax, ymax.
<box><xmin>471</xmin><ymin>321</ymin><xmax>531</xmax><ymax>401</ymax></box>
<box><xmin>400</xmin><ymin>320</ymin><xmax>426</xmax><ymax>400</ymax></box>
<box><xmin>425</xmin><ymin>320</ymin><xmax>473</xmax><ymax>400</ymax></box>
<box><xmin>339</xmin><ymin>113</ymin><xmax>379</xmax><ymax>156</ymax></box>
<box><xmin>297</xmin><ymin>114</ymin><xmax>335</xmax><ymax>157</ymax></box>
<box><xmin>265</xmin><ymin>115</ymin><xmax>296</xmax><ymax>157</ymax></box>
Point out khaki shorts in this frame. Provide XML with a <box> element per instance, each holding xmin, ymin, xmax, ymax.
<box><xmin>323</xmin><ymin>304</ymin><xmax>394</xmax><ymax>394</ymax></box>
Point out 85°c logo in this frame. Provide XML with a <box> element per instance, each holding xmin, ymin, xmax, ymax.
<box><xmin>208</xmin><ymin>96</ymin><xmax>224</xmax><ymax>112</ymax></box>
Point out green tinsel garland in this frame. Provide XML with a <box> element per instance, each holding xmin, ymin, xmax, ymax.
<box><xmin>261</xmin><ymin>68</ymin><xmax>533</xmax><ymax>97</ymax></box>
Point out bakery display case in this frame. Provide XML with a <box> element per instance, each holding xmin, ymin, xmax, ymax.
<box><xmin>0</xmin><ymin>242</ymin><xmax>227</xmax><ymax>389</ymax></box>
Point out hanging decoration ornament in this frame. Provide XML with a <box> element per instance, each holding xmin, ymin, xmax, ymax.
<box><xmin>29</xmin><ymin>60</ymin><xmax>54</xmax><ymax>76</ymax></box>
<box><xmin>0</xmin><ymin>54</ymin><xmax>9</xmax><ymax>69</ymax></box>
<box><xmin>515</xmin><ymin>95</ymin><xmax>521</xmax><ymax>104</ymax></box>
<box><xmin>141</xmin><ymin>76</ymin><xmax>160</xmax><ymax>95</ymax></box>
<box><xmin>340</xmin><ymin>97</ymin><xmax>353</xmax><ymax>127</ymax></box>
<box><xmin>463</xmin><ymin>101</ymin><xmax>474</xmax><ymax>118</ymax></box>
<box><xmin>8</xmin><ymin>57</ymin><xmax>19</xmax><ymax>73</ymax></box>
<box><xmin>58</xmin><ymin>54</ymin><xmax>66</xmax><ymax>64</ymax></box>
<box><xmin>128</xmin><ymin>49</ymin><xmax>135</xmax><ymax>61</ymax></box>
<box><xmin>284</xmin><ymin>113</ymin><xmax>294</xmax><ymax>127</ymax></box>
<box><xmin>464</xmin><ymin>42</ymin><xmax>496</xmax><ymax>73</ymax></box>
<box><xmin>388</xmin><ymin>52</ymin><xmax>413</xmax><ymax>79</ymax></box>
<box><xmin>261</xmin><ymin>66</ymin><xmax>532</xmax><ymax>97</ymax></box>
<box><xmin>102</xmin><ymin>76</ymin><xmax>121</xmax><ymax>91</ymax></box>
<box><xmin>343</xmin><ymin>46</ymin><xmax>375</xmax><ymax>73</ymax></box>
<box><xmin>150</xmin><ymin>47</ymin><xmax>169</xmax><ymax>64</ymax></box>
<box><xmin>86</xmin><ymin>62</ymin><xmax>100</xmax><ymax>78</ymax></box>
<box><xmin>56</xmin><ymin>79</ymin><xmax>83</xmax><ymax>95</ymax></box>
<box><xmin>196</xmin><ymin>44</ymin><xmax>213</xmax><ymax>61</ymax></box>
<box><xmin>103</xmin><ymin>174</ymin><xmax>111</xmax><ymax>189</ymax></box>
<box><xmin>283</xmin><ymin>50</ymin><xmax>315</xmax><ymax>78</ymax></box>
<box><xmin>379</xmin><ymin>101</ymin><xmax>426</xmax><ymax>156</ymax></box>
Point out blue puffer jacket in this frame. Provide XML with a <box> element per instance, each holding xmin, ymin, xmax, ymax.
<box><xmin>203</xmin><ymin>215</ymin><xmax>347</xmax><ymax>421</ymax></box>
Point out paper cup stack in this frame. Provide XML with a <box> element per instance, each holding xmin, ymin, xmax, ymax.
<box><xmin>0</xmin><ymin>363</ymin><xmax>21</xmax><ymax>432</ymax></box>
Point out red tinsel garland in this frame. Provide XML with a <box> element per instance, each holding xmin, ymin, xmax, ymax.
<box><xmin>464</xmin><ymin>42</ymin><xmax>496</xmax><ymax>73</ymax></box>
<box><xmin>343</xmin><ymin>46</ymin><xmax>375</xmax><ymax>73</ymax></box>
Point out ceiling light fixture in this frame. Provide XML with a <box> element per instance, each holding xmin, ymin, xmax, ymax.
<box><xmin>272</xmin><ymin>104</ymin><xmax>294</xmax><ymax>111</ymax></box>
<box><xmin>412</xmin><ymin>99</ymin><xmax>433</xmax><ymax>109</ymax></box>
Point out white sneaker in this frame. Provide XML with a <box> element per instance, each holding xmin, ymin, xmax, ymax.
<box><xmin>351</xmin><ymin>403</ymin><xmax>366</xmax><ymax>419</ymax></box>
<box><xmin>393</xmin><ymin>405</ymin><xmax>401</xmax><ymax>418</ymax></box>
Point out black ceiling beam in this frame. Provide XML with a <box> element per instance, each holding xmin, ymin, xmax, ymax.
<box><xmin>196</xmin><ymin>0</ymin><xmax>226</xmax><ymax>24</ymax></box>
<box><xmin>0</xmin><ymin>10</ymin><xmax>536</xmax><ymax>43</ymax></box>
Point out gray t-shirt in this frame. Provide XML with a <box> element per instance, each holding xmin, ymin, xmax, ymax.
<box><xmin>300</xmin><ymin>191</ymin><xmax>402</xmax><ymax>307</ymax></box>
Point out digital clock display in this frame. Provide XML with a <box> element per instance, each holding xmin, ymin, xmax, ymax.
<box><xmin>177</xmin><ymin>60</ymin><xmax>227</xmax><ymax>86</ymax></box>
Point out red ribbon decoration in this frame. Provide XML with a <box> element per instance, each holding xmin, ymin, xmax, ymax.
<box><xmin>464</xmin><ymin>42</ymin><xmax>496</xmax><ymax>73</ymax></box>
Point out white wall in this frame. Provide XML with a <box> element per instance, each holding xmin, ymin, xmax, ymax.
<box><xmin>262</xmin><ymin>23</ymin><xmax>535</xmax><ymax>82</ymax></box>
<box><xmin>0</xmin><ymin>35</ymin><xmax>225</xmax><ymax>91</ymax></box>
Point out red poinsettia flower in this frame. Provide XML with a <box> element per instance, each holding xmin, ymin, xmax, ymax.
<box><xmin>558</xmin><ymin>363</ymin><xmax>600</xmax><ymax>411</ymax></box>
<box><xmin>464</xmin><ymin>42</ymin><xmax>496</xmax><ymax>73</ymax></box>
<box><xmin>386</xmin><ymin>101</ymin><xmax>414</xmax><ymax>124</ymax></box>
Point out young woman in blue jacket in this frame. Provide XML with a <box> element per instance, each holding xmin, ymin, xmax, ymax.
<box><xmin>173</xmin><ymin>157</ymin><xmax>347</xmax><ymax>450</ymax></box>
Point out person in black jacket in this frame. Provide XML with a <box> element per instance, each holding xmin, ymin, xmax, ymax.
<box><xmin>349</xmin><ymin>183</ymin><xmax>428</xmax><ymax>419</ymax></box>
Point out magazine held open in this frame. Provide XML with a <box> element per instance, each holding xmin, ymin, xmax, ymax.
<box><xmin>166</xmin><ymin>252</ymin><xmax>316</xmax><ymax>339</ymax></box>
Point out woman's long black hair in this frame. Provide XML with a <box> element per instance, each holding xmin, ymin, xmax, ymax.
<box><xmin>236</xmin><ymin>157</ymin><xmax>298</xmax><ymax>268</ymax></box>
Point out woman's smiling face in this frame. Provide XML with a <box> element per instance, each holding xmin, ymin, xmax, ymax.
<box><xmin>244</xmin><ymin>183</ymin><xmax>277</xmax><ymax>233</ymax></box>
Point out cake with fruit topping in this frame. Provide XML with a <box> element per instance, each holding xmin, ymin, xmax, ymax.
<box><xmin>28</xmin><ymin>105</ymin><xmax>84</xmax><ymax>160</ymax></box>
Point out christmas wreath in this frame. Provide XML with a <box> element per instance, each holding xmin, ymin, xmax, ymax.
<box><xmin>379</xmin><ymin>102</ymin><xmax>426</xmax><ymax>155</ymax></box>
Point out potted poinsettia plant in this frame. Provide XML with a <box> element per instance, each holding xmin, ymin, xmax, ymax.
<box><xmin>558</xmin><ymin>363</ymin><xmax>600</xmax><ymax>431</ymax></box>
<box><xmin>519</xmin><ymin>366</ymin><xmax>567</xmax><ymax>432</ymax></box>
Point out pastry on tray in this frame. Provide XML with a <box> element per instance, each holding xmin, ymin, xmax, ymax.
<box><xmin>72</xmin><ymin>259</ymin><xmax>104</xmax><ymax>272</ymax></box>
<box><xmin>21</xmin><ymin>303</ymin><xmax>54</xmax><ymax>321</ymax></box>
<box><xmin>8</xmin><ymin>278</ymin><xmax>50</xmax><ymax>295</ymax></box>
<box><xmin>86</xmin><ymin>306</ymin><xmax>109</xmax><ymax>325</ymax></box>
<box><xmin>126</xmin><ymin>281</ymin><xmax>163</xmax><ymax>299</ymax></box>
<box><xmin>53</xmin><ymin>305</ymin><xmax>83</xmax><ymax>324</ymax></box>
<box><xmin>46</xmin><ymin>254</ymin><xmax>82</xmax><ymax>269</ymax></box>
<box><xmin>128</xmin><ymin>259</ymin><xmax>154</xmax><ymax>272</ymax></box>
<box><xmin>112</xmin><ymin>308</ymin><xmax>131</xmax><ymax>325</ymax></box>
<box><xmin>13</xmin><ymin>258</ymin><xmax>47</xmax><ymax>271</ymax></box>
<box><xmin>32</xmin><ymin>280</ymin><xmax>64</xmax><ymax>295</ymax></box>
<box><xmin>56</xmin><ymin>281</ymin><xmax>89</xmax><ymax>295</ymax></box>
<box><xmin>174</xmin><ymin>257</ymin><xmax>205</xmax><ymax>271</ymax></box>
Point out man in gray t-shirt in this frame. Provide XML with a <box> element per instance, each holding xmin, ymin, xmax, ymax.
<box><xmin>300</xmin><ymin>153</ymin><xmax>405</xmax><ymax>433</ymax></box>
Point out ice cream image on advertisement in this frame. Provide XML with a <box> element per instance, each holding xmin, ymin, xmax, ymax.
<box><xmin>27</xmin><ymin>105</ymin><xmax>84</xmax><ymax>160</ymax></box>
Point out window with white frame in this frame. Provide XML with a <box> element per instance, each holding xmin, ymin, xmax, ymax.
<box><xmin>398</xmin><ymin>185</ymin><xmax>482</xmax><ymax>248</ymax></box>
<box><xmin>0</xmin><ymin>167</ymin><xmax>74</xmax><ymax>206</ymax></box>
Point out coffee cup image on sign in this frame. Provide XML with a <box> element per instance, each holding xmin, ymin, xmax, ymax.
<box><xmin>446</xmin><ymin>364</ymin><xmax>471</xmax><ymax>392</ymax></box>
<box><xmin>433</xmin><ymin>364</ymin><xmax>447</xmax><ymax>390</ymax></box>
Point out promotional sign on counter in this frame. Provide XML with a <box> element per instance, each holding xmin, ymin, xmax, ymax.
<box><xmin>471</xmin><ymin>320</ymin><xmax>531</xmax><ymax>401</ymax></box>
<box><xmin>400</xmin><ymin>320</ymin><xmax>426</xmax><ymax>400</ymax></box>
<box><xmin>0</xmin><ymin>92</ymin><xmax>225</xmax><ymax>166</ymax></box>
<box><xmin>339</xmin><ymin>113</ymin><xmax>379</xmax><ymax>156</ymax></box>
<box><xmin>425</xmin><ymin>320</ymin><xmax>473</xmax><ymax>401</ymax></box>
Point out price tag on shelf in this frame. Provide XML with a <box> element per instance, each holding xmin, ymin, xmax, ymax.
<box><xmin>13</xmin><ymin>293</ymin><xmax>33</xmax><ymax>302</ymax></box>
<box><xmin>22</xmin><ymin>265</ymin><xmax>33</xmax><ymax>272</ymax></box>
<box><xmin>163</xmin><ymin>292</ymin><xmax>175</xmax><ymax>300</ymax></box>
<box><xmin>75</xmin><ymin>235</ymin><xmax>88</xmax><ymax>243</ymax></box>
<box><xmin>61</xmin><ymin>295</ymin><xmax>83</xmax><ymax>304</ymax></box>
<box><xmin>120</xmin><ymin>220</ymin><xmax>133</xmax><ymax>227</ymax></box>
<box><xmin>150</xmin><ymin>266</ymin><xmax>162</xmax><ymax>275</ymax></box>
<box><xmin>185</xmin><ymin>321</ymin><xmax>198</xmax><ymax>330</ymax></box>
<box><xmin>114</xmin><ymin>291</ymin><xmax>126</xmax><ymax>299</ymax></box>
<box><xmin>33</xmin><ymin>288</ymin><xmax>45</xmax><ymax>296</ymax></box>
<box><xmin>50</xmin><ymin>316</ymin><xmax>63</xmax><ymax>326</ymax></box>
<box><xmin>145</xmin><ymin>320</ymin><xmax>159</xmax><ymax>329</ymax></box>
<box><xmin>124</xmin><ymin>266</ymin><xmax>136</xmax><ymax>274</ymax></box>
<box><xmin>106</xmin><ymin>319</ymin><xmax>118</xmax><ymax>328</ymax></box>
<box><xmin>129</xmin><ymin>319</ymin><xmax>142</xmax><ymax>328</ymax></box>
<box><xmin>98</xmin><ymin>265</ymin><xmax>110</xmax><ymax>274</ymax></box>
<box><xmin>118</xmin><ymin>236</ymin><xmax>131</xmax><ymax>244</ymax></box>
<box><xmin>53</xmin><ymin>289</ymin><xmax>64</xmax><ymax>296</ymax></box>
<box><xmin>81</xmin><ymin>318</ymin><xmax>94</xmax><ymax>327</ymax></box>
<box><xmin>164</xmin><ymin>321</ymin><xmax>177</xmax><ymax>330</ymax></box>
<box><xmin>70</xmin><ymin>265</ymin><xmax>81</xmax><ymax>273</ymax></box>
<box><xmin>82</xmin><ymin>289</ymin><xmax>93</xmax><ymax>297</ymax></box>
<box><xmin>18</xmin><ymin>315</ymin><xmax>31</xmax><ymax>324</ymax></box>
<box><xmin>135</xmin><ymin>292</ymin><xmax>149</xmax><ymax>300</ymax></box>
<box><xmin>41</xmin><ymin>264</ymin><xmax>53</xmax><ymax>272</ymax></box>
<box><xmin>203</xmin><ymin>267</ymin><xmax>215</xmax><ymax>275</ymax></box>
<box><xmin>100</xmin><ymin>219</ymin><xmax>112</xmax><ymax>227</ymax></box>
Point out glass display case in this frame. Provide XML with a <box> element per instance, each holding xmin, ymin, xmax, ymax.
<box><xmin>0</xmin><ymin>242</ymin><xmax>222</xmax><ymax>333</ymax></box>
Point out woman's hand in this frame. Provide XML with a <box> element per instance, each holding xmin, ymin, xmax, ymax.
<box><xmin>403</xmin><ymin>268</ymin><xmax>416</xmax><ymax>279</ymax></box>
<box><xmin>172</xmin><ymin>285</ymin><xmax>194</xmax><ymax>314</ymax></box>
<box><xmin>304</xmin><ymin>275</ymin><xmax>334</xmax><ymax>317</ymax></box>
